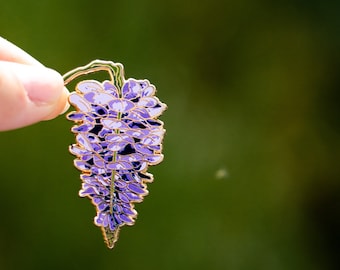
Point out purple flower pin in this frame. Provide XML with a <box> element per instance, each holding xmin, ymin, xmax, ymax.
<box><xmin>63</xmin><ymin>60</ymin><xmax>166</xmax><ymax>249</ymax></box>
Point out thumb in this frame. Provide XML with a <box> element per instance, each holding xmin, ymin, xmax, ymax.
<box><xmin>0</xmin><ymin>61</ymin><xmax>69</xmax><ymax>131</ymax></box>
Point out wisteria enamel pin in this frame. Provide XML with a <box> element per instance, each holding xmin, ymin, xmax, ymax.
<box><xmin>63</xmin><ymin>60</ymin><xmax>166</xmax><ymax>248</ymax></box>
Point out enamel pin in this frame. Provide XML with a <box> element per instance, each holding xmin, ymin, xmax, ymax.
<box><xmin>63</xmin><ymin>60</ymin><xmax>166</xmax><ymax>248</ymax></box>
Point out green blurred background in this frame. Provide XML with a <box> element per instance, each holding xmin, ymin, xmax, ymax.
<box><xmin>0</xmin><ymin>0</ymin><xmax>339</xmax><ymax>269</ymax></box>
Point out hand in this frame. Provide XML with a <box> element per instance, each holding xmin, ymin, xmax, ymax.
<box><xmin>0</xmin><ymin>37</ymin><xmax>69</xmax><ymax>131</ymax></box>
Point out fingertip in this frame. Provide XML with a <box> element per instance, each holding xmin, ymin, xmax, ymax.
<box><xmin>0</xmin><ymin>62</ymin><xmax>69</xmax><ymax>130</ymax></box>
<box><xmin>19</xmin><ymin>67</ymin><xmax>65</xmax><ymax>105</ymax></box>
<box><xmin>61</xmin><ymin>87</ymin><xmax>71</xmax><ymax>114</ymax></box>
<box><xmin>43</xmin><ymin>86</ymin><xmax>70</xmax><ymax>120</ymax></box>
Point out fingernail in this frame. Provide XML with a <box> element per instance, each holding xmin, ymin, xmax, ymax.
<box><xmin>17</xmin><ymin>66</ymin><xmax>64</xmax><ymax>105</ymax></box>
<box><xmin>60</xmin><ymin>87</ymin><xmax>71</xmax><ymax>115</ymax></box>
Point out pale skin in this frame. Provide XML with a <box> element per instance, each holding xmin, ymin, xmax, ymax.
<box><xmin>0</xmin><ymin>37</ymin><xmax>69</xmax><ymax>131</ymax></box>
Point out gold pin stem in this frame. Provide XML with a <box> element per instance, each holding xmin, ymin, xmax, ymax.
<box><xmin>63</xmin><ymin>60</ymin><xmax>124</xmax><ymax>87</ymax></box>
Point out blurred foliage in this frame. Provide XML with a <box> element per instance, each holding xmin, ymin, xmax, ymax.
<box><xmin>0</xmin><ymin>0</ymin><xmax>339</xmax><ymax>269</ymax></box>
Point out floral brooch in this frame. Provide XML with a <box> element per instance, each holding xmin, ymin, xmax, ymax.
<box><xmin>63</xmin><ymin>60</ymin><xmax>166</xmax><ymax>249</ymax></box>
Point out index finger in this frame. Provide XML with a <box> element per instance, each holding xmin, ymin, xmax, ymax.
<box><xmin>0</xmin><ymin>37</ymin><xmax>43</xmax><ymax>66</ymax></box>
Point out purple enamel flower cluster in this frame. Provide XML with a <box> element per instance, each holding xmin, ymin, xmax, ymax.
<box><xmin>67</xmin><ymin>78</ymin><xmax>166</xmax><ymax>248</ymax></box>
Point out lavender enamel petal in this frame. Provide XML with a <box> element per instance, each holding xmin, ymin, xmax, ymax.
<box><xmin>69</xmin><ymin>145</ymin><xmax>90</xmax><ymax>156</ymax></box>
<box><xmin>71</xmin><ymin>123</ymin><xmax>94</xmax><ymax>133</ymax></box>
<box><xmin>79</xmin><ymin>186</ymin><xmax>97</xmax><ymax>197</ymax></box>
<box><xmin>135</xmin><ymin>143</ymin><xmax>153</xmax><ymax>155</ymax></box>
<box><xmin>141</xmin><ymin>85</ymin><xmax>155</xmax><ymax>97</ymax></box>
<box><xmin>84</xmin><ymin>92</ymin><xmax>96</xmax><ymax>103</ymax></box>
<box><xmin>86</xmin><ymin>134</ymin><xmax>100</xmax><ymax>143</ymax></box>
<box><xmin>76</xmin><ymin>134</ymin><xmax>93</xmax><ymax>151</ymax></box>
<box><xmin>98</xmin><ymin>203</ymin><xmax>108</xmax><ymax>211</ymax></box>
<box><xmin>102</xmin><ymin>215</ymin><xmax>109</xmax><ymax>227</ymax></box>
<box><xmin>126</xmin><ymin>192</ymin><xmax>141</xmax><ymax>201</ymax></box>
<box><xmin>138</xmin><ymin>97</ymin><xmax>158</xmax><ymax>107</ymax></box>
<box><xmin>128</xmin><ymin>183</ymin><xmax>147</xmax><ymax>194</ymax></box>
<box><xmin>106</xmin><ymin>161</ymin><xmax>133</xmax><ymax>170</ymax></box>
<box><xmin>81</xmin><ymin>155</ymin><xmax>92</xmax><ymax>161</ymax></box>
<box><xmin>122</xmin><ymin>207</ymin><xmax>137</xmax><ymax>216</ymax></box>
<box><xmin>114</xmin><ymin>213</ymin><xmax>123</xmax><ymax>225</ymax></box>
<box><xmin>98</xmin><ymin>128</ymin><xmax>112</xmax><ymax>138</ymax></box>
<box><xmin>106</xmin><ymin>134</ymin><xmax>134</xmax><ymax>144</ymax></box>
<box><xmin>122</xmin><ymin>79</ymin><xmax>142</xmax><ymax>99</ymax></box>
<box><xmin>74</xmin><ymin>160</ymin><xmax>91</xmax><ymax>171</ymax></box>
<box><xmin>69</xmin><ymin>93</ymin><xmax>91</xmax><ymax>112</ymax></box>
<box><xmin>148</xmin><ymin>144</ymin><xmax>161</xmax><ymax>151</ymax></box>
<box><xmin>138</xmin><ymin>172</ymin><xmax>153</xmax><ymax>182</ymax></box>
<box><xmin>80</xmin><ymin>174</ymin><xmax>91</xmax><ymax>181</ymax></box>
<box><xmin>85</xmin><ymin>115</ymin><xmax>95</xmax><ymax>123</ymax></box>
<box><xmin>97</xmin><ymin>176</ymin><xmax>109</xmax><ymax>186</ymax></box>
<box><xmin>121</xmin><ymin>83</ymin><xmax>129</xmax><ymax>97</ymax></box>
<box><xmin>91</xmin><ymin>166</ymin><xmax>106</xmax><ymax>175</ymax></box>
<box><xmin>101</xmin><ymin>119</ymin><xmax>128</xmax><ymax>129</ymax></box>
<box><xmin>147</xmin><ymin>154</ymin><xmax>164</xmax><ymax>164</ymax></box>
<box><xmin>147</xmin><ymin>106</ymin><xmax>166</xmax><ymax>118</ymax></box>
<box><xmin>67</xmin><ymin>112</ymin><xmax>86</xmax><ymax>121</ymax></box>
<box><xmin>108</xmin><ymin>141</ymin><xmax>127</xmax><ymax>151</ymax></box>
<box><xmin>147</xmin><ymin>119</ymin><xmax>162</xmax><ymax>126</ymax></box>
<box><xmin>118</xmin><ymin>193</ymin><xmax>129</xmax><ymax>203</ymax></box>
<box><xmin>92</xmin><ymin>143</ymin><xmax>102</xmax><ymax>152</ymax></box>
<box><xmin>94</xmin><ymin>93</ymin><xmax>114</xmax><ymax>104</ymax></box>
<box><xmin>93</xmin><ymin>155</ymin><xmax>105</xmax><ymax>168</ymax></box>
<box><xmin>139</xmin><ymin>162</ymin><xmax>148</xmax><ymax>171</ymax></box>
<box><xmin>94</xmin><ymin>212</ymin><xmax>105</xmax><ymax>226</ymax></box>
<box><xmin>113</xmin><ymin>204</ymin><xmax>123</xmax><ymax>213</ymax></box>
<box><xmin>141</xmin><ymin>135</ymin><xmax>162</xmax><ymax>146</ymax></box>
<box><xmin>93</xmin><ymin>197</ymin><xmax>102</xmax><ymax>205</ymax></box>
<box><xmin>125</xmin><ymin>129</ymin><xmax>149</xmax><ymax>138</ymax></box>
<box><xmin>120</xmin><ymin>173</ymin><xmax>134</xmax><ymax>182</ymax></box>
<box><xmin>108</xmin><ymin>99</ymin><xmax>134</xmax><ymax>112</ymax></box>
<box><xmin>128</xmin><ymin>121</ymin><xmax>147</xmax><ymax>129</ymax></box>
<box><xmin>123</xmin><ymin>112</ymin><xmax>141</xmax><ymax>122</ymax></box>
<box><xmin>118</xmin><ymin>153</ymin><xmax>143</xmax><ymax>163</ymax></box>
<box><xmin>103</xmin><ymin>81</ymin><xmax>118</xmax><ymax>94</ymax></box>
<box><xmin>119</xmin><ymin>214</ymin><xmax>134</xmax><ymax>224</ymax></box>
<box><xmin>77</xmin><ymin>81</ymin><xmax>103</xmax><ymax>94</ymax></box>
<box><xmin>134</xmin><ymin>108</ymin><xmax>151</xmax><ymax>119</ymax></box>
<box><xmin>115</xmin><ymin>180</ymin><xmax>127</xmax><ymax>189</ymax></box>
